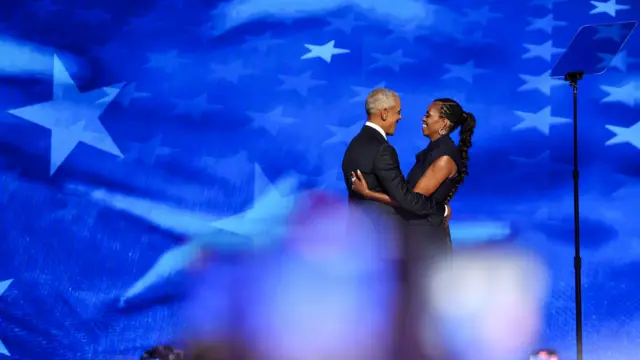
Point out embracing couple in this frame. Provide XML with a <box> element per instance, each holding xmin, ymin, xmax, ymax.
<box><xmin>342</xmin><ymin>87</ymin><xmax>476</xmax><ymax>252</ymax></box>
<box><xmin>341</xmin><ymin>88</ymin><xmax>476</xmax><ymax>358</ymax></box>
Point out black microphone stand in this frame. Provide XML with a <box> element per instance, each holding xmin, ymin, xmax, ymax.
<box><xmin>564</xmin><ymin>70</ymin><xmax>584</xmax><ymax>360</ymax></box>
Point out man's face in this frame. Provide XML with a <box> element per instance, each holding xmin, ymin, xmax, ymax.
<box><xmin>382</xmin><ymin>95</ymin><xmax>402</xmax><ymax>135</ymax></box>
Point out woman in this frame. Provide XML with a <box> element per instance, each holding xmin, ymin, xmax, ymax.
<box><xmin>351</xmin><ymin>97</ymin><xmax>475</xmax><ymax>250</ymax></box>
<box><xmin>351</xmin><ymin>98</ymin><xmax>476</xmax><ymax>359</ymax></box>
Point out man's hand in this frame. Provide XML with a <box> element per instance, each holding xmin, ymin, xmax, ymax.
<box><xmin>445</xmin><ymin>205</ymin><xmax>452</xmax><ymax>221</ymax></box>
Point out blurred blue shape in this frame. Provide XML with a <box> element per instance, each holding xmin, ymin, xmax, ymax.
<box><xmin>211</xmin><ymin>0</ymin><xmax>437</xmax><ymax>35</ymax></box>
<box><xmin>109</xmin><ymin>166</ymin><xmax>300</xmax><ymax>305</ymax></box>
<box><xmin>0</xmin><ymin>279</ymin><xmax>13</xmax><ymax>356</ymax></box>
<box><xmin>450</xmin><ymin>221</ymin><xmax>512</xmax><ymax>245</ymax></box>
<box><xmin>209</xmin><ymin>167</ymin><xmax>299</xmax><ymax>246</ymax></box>
<box><xmin>119</xmin><ymin>242</ymin><xmax>202</xmax><ymax>307</ymax></box>
<box><xmin>68</xmin><ymin>182</ymin><xmax>221</xmax><ymax>234</ymax></box>
<box><xmin>0</xmin><ymin>36</ymin><xmax>82</xmax><ymax>79</ymax></box>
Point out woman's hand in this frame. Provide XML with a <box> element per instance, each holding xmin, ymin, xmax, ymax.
<box><xmin>350</xmin><ymin>170</ymin><xmax>371</xmax><ymax>197</ymax></box>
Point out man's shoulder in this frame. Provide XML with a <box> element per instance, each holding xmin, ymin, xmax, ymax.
<box><xmin>346</xmin><ymin>136</ymin><xmax>390</xmax><ymax>157</ymax></box>
<box><xmin>376</xmin><ymin>142</ymin><xmax>397</xmax><ymax>154</ymax></box>
<box><xmin>353</xmin><ymin>130</ymin><xmax>389</xmax><ymax>146</ymax></box>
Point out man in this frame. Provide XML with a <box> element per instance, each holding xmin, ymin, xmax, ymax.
<box><xmin>341</xmin><ymin>88</ymin><xmax>450</xmax><ymax>220</ymax></box>
<box><xmin>341</xmin><ymin>88</ymin><xmax>450</xmax><ymax>360</ymax></box>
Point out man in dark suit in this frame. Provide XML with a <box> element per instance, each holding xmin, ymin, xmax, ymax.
<box><xmin>341</xmin><ymin>88</ymin><xmax>450</xmax><ymax>360</ymax></box>
<box><xmin>341</xmin><ymin>88</ymin><xmax>450</xmax><ymax>220</ymax></box>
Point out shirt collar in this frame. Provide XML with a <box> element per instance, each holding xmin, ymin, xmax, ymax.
<box><xmin>365</xmin><ymin>122</ymin><xmax>387</xmax><ymax>140</ymax></box>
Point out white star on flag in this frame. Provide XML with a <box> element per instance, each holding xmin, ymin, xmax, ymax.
<box><xmin>278</xmin><ymin>72</ymin><xmax>326</xmax><ymax>96</ymax></box>
<box><xmin>522</xmin><ymin>41</ymin><xmax>564</xmax><ymax>62</ymax></box>
<box><xmin>605</xmin><ymin>121</ymin><xmax>640</xmax><ymax>149</ymax></box>
<box><xmin>324</xmin><ymin>122</ymin><xmax>363</xmax><ymax>145</ymax></box>
<box><xmin>210</xmin><ymin>60</ymin><xmax>253</xmax><ymax>83</ymax></box>
<box><xmin>513</xmin><ymin>106</ymin><xmax>571</xmax><ymax>135</ymax></box>
<box><xmin>385</xmin><ymin>21</ymin><xmax>428</xmax><ymax>42</ymax></box>
<box><xmin>301</xmin><ymin>40</ymin><xmax>350</xmax><ymax>63</ymax></box>
<box><xmin>442</xmin><ymin>60</ymin><xmax>488</xmax><ymax>83</ymax></box>
<box><xmin>590</xmin><ymin>0</ymin><xmax>630</xmax><ymax>17</ymax></box>
<box><xmin>209</xmin><ymin>166</ymin><xmax>298</xmax><ymax>240</ymax></box>
<box><xmin>518</xmin><ymin>70</ymin><xmax>564</xmax><ymax>95</ymax></box>
<box><xmin>510</xmin><ymin>150</ymin><xmax>551</xmax><ymax>165</ymax></box>
<box><xmin>145</xmin><ymin>50</ymin><xmax>188</xmax><ymax>73</ymax></box>
<box><xmin>600</xmin><ymin>82</ymin><xmax>638</xmax><ymax>107</ymax></box>
<box><xmin>525</xmin><ymin>14</ymin><xmax>567</xmax><ymax>34</ymax></box>
<box><xmin>242</xmin><ymin>32</ymin><xmax>284</xmax><ymax>52</ymax></box>
<box><xmin>462</xmin><ymin>6</ymin><xmax>503</xmax><ymax>25</ymax></box>
<box><xmin>324</xmin><ymin>13</ymin><xmax>364</xmax><ymax>34</ymax></box>
<box><xmin>124</xmin><ymin>136</ymin><xmax>174</xmax><ymax>166</ymax></box>
<box><xmin>349</xmin><ymin>82</ymin><xmax>386</xmax><ymax>102</ymax></box>
<box><xmin>116</xmin><ymin>82</ymin><xmax>151</xmax><ymax>106</ymax></box>
<box><xmin>529</xmin><ymin>0</ymin><xmax>568</xmax><ymax>9</ymax></box>
<box><xmin>369</xmin><ymin>50</ymin><xmax>415</xmax><ymax>72</ymax></box>
<box><xmin>172</xmin><ymin>94</ymin><xmax>221</xmax><ymax>118</ymax></box>
<box><xmin>7</xmin><ymin>54</ymin><xmax>124</xmax><ymax>175</ymax></box>
<box><xmin>247</xmin><ymin>106</ymin><xmax>297</xmax><ymax>136</ymax></box>
<box><xmin>597</xmin><ymin>50</ymin><xmax>639</xmax><ymax>72</ymax></box>
<box><xmin>199</xmin><ymin>151</ymin><xmax>253</xmax><ymax>184</ymax></box>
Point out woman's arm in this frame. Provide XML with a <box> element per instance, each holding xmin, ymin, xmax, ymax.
<box><xmin>365</xmin><ymin>190</ymin><xmax>397</xmax><ymax>206</ymax></box>
<box><xmin>413</xmin><ymin>156</ymin><xmax>457</xmax><ymax>196</ymax></box>
<box><xmin>356</xmin><ymin>156</ymin><xmax>456</xmax><ymax>211</ymax></box>
<box><xmin>351</xmin><ymin>170</ymin><xmax>397</xmax><ymax>206</ymax></box>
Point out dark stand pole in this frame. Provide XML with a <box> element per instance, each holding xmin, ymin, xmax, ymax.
<box><xmin>564</xmin><ymin>70</ymin><xmax>584</xmax><ymax>360</ymax></box>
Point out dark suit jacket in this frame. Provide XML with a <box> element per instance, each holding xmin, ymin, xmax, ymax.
<box><xmin>341</xmin><ymin>125</ymin><xmax>446</xmax><ymax>222</ymax></box>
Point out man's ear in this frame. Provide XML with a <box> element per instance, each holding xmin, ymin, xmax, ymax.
<box><xmin>381</xmin><ymin>109</ymin><xmax>388</xmax><ymax>121</ymax></box>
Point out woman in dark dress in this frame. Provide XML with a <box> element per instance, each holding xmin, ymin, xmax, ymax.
<box><xmin>350</xmin><ymin>98</ymin><xmax>476</xmax><ymax>359</ymax></box>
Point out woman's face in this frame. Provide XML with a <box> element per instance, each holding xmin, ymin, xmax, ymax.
<box><xmin>422</xmin><ymin>102</ymin><xmax>447</xmax><ymax>137</ymax></box>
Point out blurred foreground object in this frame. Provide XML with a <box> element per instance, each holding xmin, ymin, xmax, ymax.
<box><xmin>426</xmin><ymin>247</ymin><xmax>549</xmax><ymax>360</ymax></box>
<box><xmin>180</xmin><ymin>191</ymin><xmax>550</xmax><ymax>360</ymax></box>
<box><xmin>183</xmin><ymin>191</ymin><xmax>401</xmax><ymax>360</ymax></box>
<box><xmin>140</xmin><ymin>345</ymin><xmax>185</xmax><ymax>360</ymax></box>
<box><xmin>531</xmin><ymin>349</ymin><xmax>559</xmax><ymax>359</ymax></box>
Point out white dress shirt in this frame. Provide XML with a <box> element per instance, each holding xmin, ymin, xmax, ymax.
<box><xmin>363</xmin><ymin>121</ymin><xmax>449</xmax><ymax>218</ymax></box>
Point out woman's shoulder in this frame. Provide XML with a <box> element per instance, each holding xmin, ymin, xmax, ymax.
<box><xmin>424</xmin><ymin>138</ymin><xmax>454</xmax><ymax>157</ymax></box>
<box><xmin>437</xmin><ymin>136</ymin><xmax>461</xmax><ymax>157</ymax></box>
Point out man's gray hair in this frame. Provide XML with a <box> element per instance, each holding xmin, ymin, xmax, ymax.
<box><xmin>365</xmin><ymin>88</ymin><xmax>398</xmax><ymax>115</ymax></box>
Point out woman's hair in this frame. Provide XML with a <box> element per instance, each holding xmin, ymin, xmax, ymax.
<box><xmin>433</xmin><ymin>98</ymin><xmax>476</xmax><ymax>204</ymax></box>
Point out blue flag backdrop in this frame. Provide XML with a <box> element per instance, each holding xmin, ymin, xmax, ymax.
<box><xmin>0</xmin><ymin>0</ymin><xmax>639</xmax><ymax>358</ymax></box>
